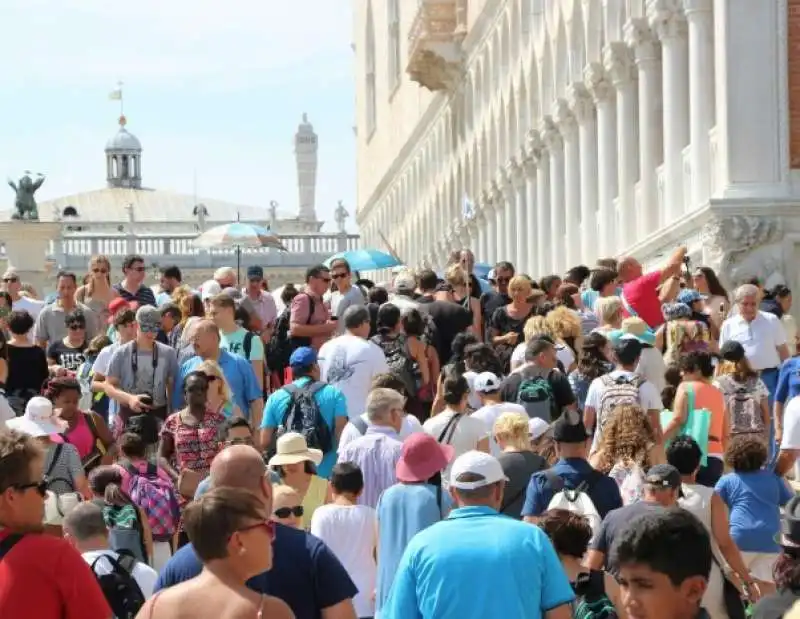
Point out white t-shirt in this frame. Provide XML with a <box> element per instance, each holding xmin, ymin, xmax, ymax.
<box><xmin>781</xmin><ymin>396</ymin><xmax>800</xmax><ymax>451</ymax></box>
<box><xmin>584</xmin><ymin>369</ymin><xmax>662</xmax><ymax>454</ymax></box>
<box><xmin>318</xmin><ymin>335</ymin><xmax>389</xmax><ymax>420</ymax></box>
<box><xmin>12</xmin><ymin>296</ymin><xmax>45</xmax><ymax>343</ymax></box>
<box><xmin>463</xmin><ymin>370</ymin><xmax>482</xmax><ymax>410</ymax></box>
<box><xmin>510</xmin><ymin>342</ymin><xmax>574</xmax><ymax>373</ymax></box>
<box><xmin>310</xmin><ymin>504</ymin><xmax>377</xmax><ymax>618</ymax></box>
<box><xmin>81</xmin><ymin>549</ymin><xmax>158</xmax><ymax>599</ymax></box>
<box><xmin>423</xmin><ymin>410</ymin><xmax>489</xmax><ymax>487</ymax></box>
<box><xmin>338</xmin><ymin>413</ymin><xmax>423</xmax><ymax>451</ymax></box>
<box><xmin>470</xmin><ymin>402</ymin><xmax>527</xmax><ymax>456</ymax></box>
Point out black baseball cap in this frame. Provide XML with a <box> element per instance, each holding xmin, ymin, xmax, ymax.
<box><xmin>645</xmin><ymin>464</ymin><xmax>681</xmax><ymax>490</ymax></box>
<box><xmin>551</xmin><ymin>412</ymin><xmax>590</xmax><ymax>444</ymax></box>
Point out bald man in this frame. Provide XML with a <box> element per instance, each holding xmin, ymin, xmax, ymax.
<box><xmin>617</xmin><ymin>246</ymin><xmax>687</xmax><ymax>329</ymax></box>
<box><xmin>155</xmin><ymin>445</ymin><xmax>358</xmax><ymax>619</ymax></box>
<box><xmin>173</xmin><ymin>319</ymin><xmax>263</xmax><ymax>428</ymax></box>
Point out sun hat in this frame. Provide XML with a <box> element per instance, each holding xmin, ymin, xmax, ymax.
<box><xmin>677</xmin><ymin>288</ymin><xmax>703</xmax><ymax>306</ymax></box>
<box><xmin>662</xmin><ymin>302</ymin><xmax>692</xmax><ymax>322</ymax></box>
<box><xmin>6</xmin><ymin>397</ymin><xmax>67</xmax><ymax>437</ymax></box>
<box><xmin>200</xmin><ymin>279</ymin><xmax>222</xmax><ymax>302</ymax></box>
<box><xmin>395</xmin><ymin>433</ymin><xmax>455</xmax><ymax>483</ymax></box>
<box><xmin>268</xmin><ymin>432</ymin><xmax>323</xmax><ymax>467</ymax></box>
<box><xmin>620</xmin><ymin>317</ymin><xmax>656</xmax><ymax>346</ymax></box>
<box><xmin>449</xmin><ymin>450</ymin><xmax>508</xmax><ymax>490</ymax></box>
<box><xmin>473</xmin><ymin>372</ymin><xmax>502</xmax><ymax>394</ymax></box>
<box><xmin>528</xmin><ymin>418</ymin><xmax>550</xmax><ymax>441</ymax></box>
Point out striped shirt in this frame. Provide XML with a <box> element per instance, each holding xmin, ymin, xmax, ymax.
<box><xmin>337</xmin><ymin>425</ymin><xmax>403</xmax><ymax>508</ymax></box>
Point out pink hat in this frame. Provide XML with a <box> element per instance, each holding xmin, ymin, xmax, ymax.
<box><xmin>395</xmin><ymin>433</ymin><xmax>455</xmax><ymax>483</ymax></box>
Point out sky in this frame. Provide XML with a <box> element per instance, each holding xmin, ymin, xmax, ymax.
<box><xmin>0</xmin><ymin>0</ymin><xmax>357</xmax><ymax>232</ymax></box>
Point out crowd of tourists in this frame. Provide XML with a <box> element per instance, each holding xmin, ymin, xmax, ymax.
<box><xmin>2</xmin><ymin>249</ymin><xmax>800</xmax><ymax>619</ymax></box>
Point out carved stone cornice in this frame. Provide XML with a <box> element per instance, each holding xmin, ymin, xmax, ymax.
<box><xmin>553</xmin><ymin>98</ymin><xmax>577</xmax><ymax>135</ymax></box>
<box><xmin>566</xmin><ymin>83</ymin><xmax>595</xmax><ymax>125</ymax></box>
<box><xmin>624</xmin><ymin>18</ymin><xmax>661</xmax><ymax>64</ymax></box>
<box><xmin>506</xmin><ymin>156</ymin><xmax>526</xmax><ymax>189</ymax></box>
<box><xmin>481</xmin><ymin>187</ymin><xmax>495</xmax><ymax>211</ymax></box>
<box><xmin>489</xmin><ymin>179</ymin><xmax>503</xmax><ymax>203</ymax></box>
<box><xmin>518</xmin><ymin>145</ymin><xmax>536</xmax><ymax>178</ymax></box>
<box><xmin>682</xmin><ymin>0</ymin><xmax>712</xmax><ymax>19</ymax></box>
<box><xmin>584</xmin><ymin>62</ymin><xmax>615</xmax><ymax>105</ymax></box>
<box><xmin>603</xmin><ymin>42</ymin><xmax>635</xmax><ymax>87</ymax></box>
<box><xmin>539</xmin><ymin>116</ymin><xmax>562</xmax><ymax>151</ymax></box>
<box><xmin>647</xmin><ymin>0</ymin><xmax>688</xmax><ymax>41</ymax></box>
<box><xmin>526</xmin><ymin>129</ymin><xmax>545</xmax><ymax>163</ymax></box>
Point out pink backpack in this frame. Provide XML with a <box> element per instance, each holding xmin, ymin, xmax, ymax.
<box><xmin>122</xmin><ymin>461</ymin><xmax>180</xmax><ymax>539</ymax></box>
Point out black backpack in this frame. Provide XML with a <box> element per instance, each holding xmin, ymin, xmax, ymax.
<box><xmin>266</xmin><ymin>294</ymin><xmax>314</xmax><ymax>375</ymax></box>
<box><xmin>370</xmin><ymin>333</ymin><xmax>417</xmax><ymax>396</ymax></box>
<box><xmin>276</xmin><ymin>381</ymin><xmax>332</xmax><ymax>453</ymax></box>
<box><xmin>91</xmin><ymin>552</ymin><xmax>146</xmax><ymax>619</ymax></box>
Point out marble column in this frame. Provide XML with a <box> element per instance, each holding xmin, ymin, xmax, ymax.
<box><xmin>684</xmin><ymin>0</ymin><xmax>714</xmax><ymax>208</ymax></box>
<box><xmin>649</xmin><ymin>0</ymin><xmax>689</xmax><ymax>221</ymax></box>
<box><xmin>484</xmin><ymin>189</ymin><xmax>498</xmax><ymax>264</ymax></box>
<box><xmin>502</xmin><ymin>164</ymin><xmax>518</xmax><ymax>266</ymax></box>
<box><xmin>605</xmin><ymin>41</ymin><xmax>638</xmax><ymax>251</ymax></box>
<box><xmin>522</xmin><ymin>157</ymin><xmax>537</xmax><ymax>274</ymax></box>
<box><xmin>541</xmin><ymin>116</ymin><xmax>564</xmax><ymax>274</ymax></box>
<box><xmin>569</xmin><ymin>83</ymin><xmax>598</xmax><ymax>266</ymax></box>
<box><xmin>476</xmin><ymin>207</ymin><xmax>488</xmax><ymax>263</ymax></box>
<box><xmin>585</xmin><ymin>62</ymin><xmax>618</xmax><ymax>259</ymax></box>
<box><xmin>555</xmin><ymin>98</ymin><xmax>580</xmax><ymax>269</ymax></box>
<box><xmin>491</xmin><ymin>182</ymin><xmax>504</xmax><ymax>262</ymax></box>
<box><xmin>626</xmin><ymin>17</ymin><xmax>663</xmax><ymax>236</ymax></box>
<box><xmin>528</xmin><ymin>130</ymin><xmax>551</xmax><ymax>275</ymax></box>
<box><xmin>512</xmin><ymin>157</ymin><xmax>528</xmax><ymax>273</ymax></box>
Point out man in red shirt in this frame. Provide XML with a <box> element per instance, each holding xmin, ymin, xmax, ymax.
<box><xmin>0</xmin><ymin>429</ymin><xmax>111</xmax><ymax>619</ymax></box>
<box><xmin>618</xmin><ymin>246</ymin><xmax>687</xmax><ymax>329</ymax></box>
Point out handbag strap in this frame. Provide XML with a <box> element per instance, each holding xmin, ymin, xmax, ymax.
<box><xmin>437</xmin><ymin>412</ymin><xmax>462</xmax><ymax>445</ymax></box>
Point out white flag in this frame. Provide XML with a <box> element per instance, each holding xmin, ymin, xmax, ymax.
<box><xmin>462</xmin><ymin>194</ymin><xmax>475</xmax><ymax>221</ymax></box>
<box><xmin>108</xmin><ymin>88</ymin><xmax>122</xmax><ymax>101</ymax></box>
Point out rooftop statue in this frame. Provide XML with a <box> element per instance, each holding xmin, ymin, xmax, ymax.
<box><xmin>7</xmin><ymin>171</ymin><xmax>45</xmax><ymax>220</ymax></box>
<box><xmin>334</xmin><ymin>200</ymin><xmax>349</xmax><ymax>234</ymax></box>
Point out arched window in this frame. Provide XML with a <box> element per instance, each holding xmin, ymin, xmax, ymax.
<box><xmin>365</xmin><ymin>0</ymin><xmax>377</xmax><ymax>138</ymax></box>
<box><xmin>62</xmin><ymin>206</ymin><xmax>78</xmax><ymax>218</ymax></box>
<box><xmin>387</xmin><ymin>0</ymin><xmax>401</xmax><ymax>92</ymax></box>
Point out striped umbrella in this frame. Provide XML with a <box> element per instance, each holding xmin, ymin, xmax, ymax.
<box><xmin>192</xmin><ymin>221</ymin><xmax>286</xmax><ymax>282</ymax></box>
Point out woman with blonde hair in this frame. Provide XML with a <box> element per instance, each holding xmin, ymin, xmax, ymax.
<box><xmin>488</xmin><ymin>275</ymin><xmax>535</xmax><ymax>373</ymax></box>
<box><xmin>545</xmin><ymin>306</ymin><xmax>582</xmax><ymax>372</ymax></box>
<box><xmin>590</xmin><ymin>404</ymin><xmax>665</xmax><ymax>504</ymax></box>
<box><xmin>593</xmin><ymin>296</ymin><xmax>624</xmax><ymax>334</ymax></box>
<box><xmin>196</xmin><ymin>359</ymin><xmax>244</xmax><ymax>419</ymax></box>
<box><xmin>75</xmin><ymin>255</ymin><xmax>118</xmax><ymax>327</ymax></box>
<box><xmin>138</xmin><ymin>487</ymin><xmax>293</xmax><ymax>619</ymax></box>
<box><xmin>444</xmin><ymin>263</ymin><xmax>482</xmax><ymax>337</ymax></box>
<box><xmin>509</xmin><ymin>314</ymin><xmax>555</xmax><ymax>372</ymax></box>
<box><xmin>493</xmin><ymin>412</ymin><xmax>546</xmax><ymax>519</ymax></box>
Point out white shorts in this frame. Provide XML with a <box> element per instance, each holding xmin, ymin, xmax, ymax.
<box><xmin>742</xmin><ymin>551</ymin><xmax>779</xmax><ymax>582</ymax></box>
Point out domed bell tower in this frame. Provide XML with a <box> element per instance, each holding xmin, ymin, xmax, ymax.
<box><xmin>105</xmin><ymin>115</ymin><xmax>142</xmax><ymax>189</ymax></box>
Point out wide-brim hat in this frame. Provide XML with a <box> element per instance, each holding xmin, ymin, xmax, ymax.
<box><xmin>5</xmin><ymin>397</ymin><xmax>67</xmax><ymax>437</ymax></box>
<box><xmin>395</xmin><ymin>433</ymin><xmax>455</xmax><ymax>483</ymax></box>
<box><xmin>620</xmin><ymin>317</ymin><xmax>656</xmax><ymax>346</ymax></box>
<box><xmin>268</xmin><ymin>432</ymin><xmax>323</xmax><ymax>467</ymax></box>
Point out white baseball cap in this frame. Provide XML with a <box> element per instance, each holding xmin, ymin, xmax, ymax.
<box><xmin>528</xmin><ymin>417</ymin><xmax>550</xmax><ymax>441</ymax></box>
<box><xmin>449</xmin><ymin>451</ymin><xmax>509</xmax><ymax>490</ymax></box>
<box><xmin>473</xmin><ymin>371</ymin><xmax>501</xmax><ymax>394</ymax></box>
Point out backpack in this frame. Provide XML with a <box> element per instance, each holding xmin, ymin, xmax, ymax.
<box><xmin>608</xmin><ymin>462</ymin><xmax>646</xmax><ymax>506</ymax></box>
<box><xmin>723</xmin><ymin>382</ymin><xmax>764</xmax><ymax>435</ymax></box>
<box><xmin>103</xmin><ymin>503</ymin><xmax>147</xmax><ymax>563</ymax></box>
<box><xmin>277</xmin><ymin>381</ymin><xmax>332</xmax><ymax>453</ymax></box>
<box><xmin>122</xmin><ymin>460</ymin><xmax>180</xmax><ymax>540</ymax></box>
<box><xmin>545</xmin><ymin>470</ymin><xmax>603</xmax><ymax>538</ymax></box>
<box><xmin>597</xmin><ymin>374</ymin><xmax>645</xmax><ymax>431</ymax></box>
<box><xmin>516</xmin><ymin>367</ymin><xmax>555</xmax><ymax>422</ymax></box>
<box><xmin>90</xmin><ymin>552</ymin><xmax>146</xmax><ymax>619</ymax></box>
<box><xmin>370</xmin><ymin>333</ymin><xmax>417</xmax><ymax>397</ymax></box>
<box><xmin>573</xmin><ymin>571</ymin><xmax>618</xmax><ymax>619</ymax></box>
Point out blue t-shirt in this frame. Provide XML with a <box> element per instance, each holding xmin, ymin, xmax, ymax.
<box><xmin>376</xmin><ymin>483</ymin><xmax>452</xmax><ymax>615</ymax></box>
<box><xmin>775</xmin><ymin>358</ymin><xmax>800</xmax><ymax>405</ymax></box>
<box><xmin>154</xmin><ymin>524</ymin><xmax>357</xmax><ymax>619</ymax></box>
<box><xmin>382</xmin><ymin>506</ymin><xmax>574</xmax><ymax>619</ymax></box>
<box><xmin>173</xmin><ymin>349</ymin><xmax>261</xmax><ymax>417</ymax></box>
<box><xmin>715</xmin><ymin>470</ymin><xmax>793</xmax><ymax>553</ymax></box>
<box><xmin>521</xmin><ymin>458</ymin><xmax>623</xmax><ymax>519</ymax></box>
<box><xmin>261</xmin><ymin>377</ymin><xmax>348</xmax><ymax>479</ymax></box>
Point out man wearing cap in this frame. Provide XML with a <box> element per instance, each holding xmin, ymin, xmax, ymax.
<box><xmin>34</xmin><ymin>271</ymin><xmax>98</xmax><ymax>350</ymax></box>
<box><xmin>583</xmin><ymin>334</ymin><xmax>662</xmax><ymax>454</ymax></box>
<box><xmin>114</xmin><ymin>254</ymin><xmax>157</xmax><ymax>307</ymax></box>
<box><xmin>389</xmin><ymin>271</ymin><xmax>420</xmax><ymax>313</ymax></box>
<box><xmin>329</xmin><ymin>259</ymin><xmax>366</xmax><ymax>335</ymax></box>
<box><xmin>91</xmin><ymin>309</ymin><xmax>138</xmax><ymax>427</ymax></box>
<box><xmin>382</xmin><ymin>450</ymin><xmax>574</xmax><ymax>619</ymax></box>
<box><xmin>470</xmin><ymin>371</ymin><xmax>526</xmax><ymax>456</ymax></box>
<box><xmin>242</xmin><ymin>265</ymin><xmax>278</xmax><ymax>342</ymax></box>
<box><xmin>522</xmin><ymin>414</ymin><xmax>622</xmax><ymax>523</ymax></box>
<box><xmin>375</xmin><ymin>433</ymin><xmax>454</xmax><ymax>617</ymax></box>
<box><xmin>585</xmin><ymin>463</ymin><xmax>682</xmax><ymax>571</ymax></box>
<box><xmin>104</xmin><ymin>306</ymin><xmax>179</xmax><ymax>433</ymax></box>
<box><xmin>261</xmin><ymin>346</ymin><xmax>348</xmax><ymax>478</ymax></box>
<box><xmin>105</xmin><ymin>296</ymin><xmax>138</xmax><ymax>343</ymax></box>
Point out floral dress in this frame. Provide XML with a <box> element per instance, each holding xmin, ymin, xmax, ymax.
<box><xmin>160</xmin><ymin>408</ymin><xmax>225</xmax><ymax>509</ymax></box>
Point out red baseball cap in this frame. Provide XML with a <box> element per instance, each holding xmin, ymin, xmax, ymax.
<box><xmin>107</xmin><ymin>297</ymin><xmax>138</xmax><ymax>323</ymax></box>
<box><xmin>395</xmin><ymin>433</ymin><xmax>454</xmax><ymax>483</ymax></box>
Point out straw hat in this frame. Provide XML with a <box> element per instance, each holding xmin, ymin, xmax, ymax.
<box><xmin>6</xmin><ymin>397</ymin><xmax>67</xmax><ymax>437</ymax></box>
<box><xmin>268</xmin><ymin>432</ymin><xmax>323</xmax><ymax>467</ymax></box>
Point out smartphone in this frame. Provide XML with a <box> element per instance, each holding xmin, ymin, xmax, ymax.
<box><xmin>140</xmin><ymin>395</ymin><xmax>153</xmax><ymax>407</ymax></box>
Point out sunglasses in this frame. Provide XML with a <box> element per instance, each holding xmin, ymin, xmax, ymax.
<box><xmin>236</xmin><ymin>519</ymin><xmax>276</xmax><ymax>541</ymax></box>
<box><xmin>331</xmin><ymin>273</ymin><xmax>348</xmax><ymax>280</ymax></box>
<box><xmin>92</xmin><ymin>268</ymin><xmax>109</xmax><ymax>274</ymax></box>
<box><xmin>13</xmin><ymin>479</ymin><xmax>48</xmax><ymax>498</ymax></box>
<box><xmin>3</xmin><ymin>278</ymin><xmax>18</xmax><ymax>283</ymax></box>
<box><xmin>68</xmin><ymin>323</ymin><xmax>85</xmax><ymax>330</ymax></box>
<box><xmin>274</xmin><ymin>505</ymin><xmax>304</xmax><ymax>519</ymax></box>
